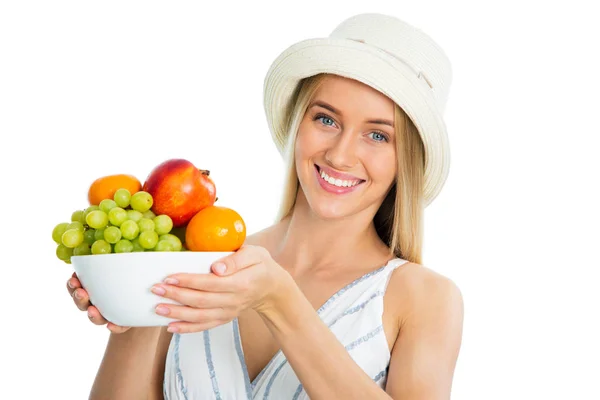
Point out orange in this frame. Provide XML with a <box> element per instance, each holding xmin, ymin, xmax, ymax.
<box><xmin>185</xmin><ymin>206</ymin><xmax>246</xmax><ymax>252</ymax></box>
<box><xmin>88</xmin><ymin>174</ymin><xmax>142</xmax><ymax>205</ymax></box>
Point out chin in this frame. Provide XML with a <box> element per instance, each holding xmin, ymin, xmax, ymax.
<box><xmin>298</xmin><ymin>171</ymin><xmax>363</xmax><ymax>221</ymax></box>
<box><xmin>311</xmin><ymin>201</ymin><xmax>353</xmax><ymax>220</ymax></box>
<box><xmin>303</xmin><ymin>187</ymin><xmax>370</xmax><ymax>220</ymax></box>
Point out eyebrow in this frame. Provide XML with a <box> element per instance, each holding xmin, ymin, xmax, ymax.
<box><xmin>309</xmin><ymin>100</ymin><xmax>395</xmax><ymax>128</ymax></box>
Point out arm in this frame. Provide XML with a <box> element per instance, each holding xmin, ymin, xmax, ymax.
<box><xmin>67</xmin><ymin>273</ymin><xmax>173</xmax><ymax>400</ymax></box>
<box><xmin>89</xmin><ymin>326</ymin><xmax>172</xmax><ymax>400</ymax></box>
<box><xmin>259</xmin><ymin>272</ymin><xmax>464</xmax><ymax>400</ymax></box>
<box><xmin>259</xmin><ymin>273</ymin><xmax>393</xmax><ymax>400</ymax></box>
<box><xmin>150</xmin><ymin>327</ymin><xmax>174</xmax><ymax>399</ymax></box>
<box><xmin>384</xmin><ymin>275</ymin><xmax>464</xmax><ymax>399</ymax></box>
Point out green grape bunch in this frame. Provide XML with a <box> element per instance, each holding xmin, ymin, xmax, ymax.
<box><xmin>52</xmin><ymin>188</ymin><xmax>184</xmax><ymax>264</ymax></box>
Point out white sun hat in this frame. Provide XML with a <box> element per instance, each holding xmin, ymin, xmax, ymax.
<box><xmin>263</xmin><ymin>13</ymin><xmax>453</xmax><ymax>207</ymax></box>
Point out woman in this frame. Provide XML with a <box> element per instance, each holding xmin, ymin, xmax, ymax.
<box><xmin>67</xmin><ymin>13</ymin><xmax>464</xmax><ymax>399</ymax></box>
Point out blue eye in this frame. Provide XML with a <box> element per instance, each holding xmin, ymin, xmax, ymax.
<box><xmin>315</xmin><ymin>114</ymin><xmax>336</xmax><ymax>127</ymax></box>
<box><xmin>369</xmin><ymin>132</ymin><xmax>389</xmax><ymax>142</ymax></box>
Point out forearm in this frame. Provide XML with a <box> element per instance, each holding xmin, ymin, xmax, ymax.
<box><xmin>90</xmin><ymin>327</ymin><xmax>163</xmax><ymax>400</ymax></box>
<box><xmin>259</xmin><ymin>279</ymin><xmax>392</xmax><ymax>400</ymax></box>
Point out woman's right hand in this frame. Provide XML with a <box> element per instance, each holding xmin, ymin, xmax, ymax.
<box><xmin>67</xmin><ymin>272</ymin><xmax>131</xmax><ymax>334</ymax></box>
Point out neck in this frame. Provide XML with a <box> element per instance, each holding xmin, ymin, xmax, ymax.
<box><xmin>271</xmin><ymin>190</ymin><xmax>391</xmax><ymax>275</ymax></box>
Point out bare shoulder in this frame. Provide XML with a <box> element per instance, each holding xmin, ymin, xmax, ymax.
<box><xmin>387</xmin><ymin>261</ymin><xmax>464</xmax><ymax>324</ymax></box>
<box><xmin>383</xmin><ymin>261</ymin><xmax>464</xmax><ymax>397</ymax></box>
<box><xmin>243</xmin><ymin>224</ymin><xmax>282</xmax><ymax>249</ymax></box>
<box><xmin>384</xmin><ymin>262</ymin><xmax>464</xmax><ymax>396</ymax></box>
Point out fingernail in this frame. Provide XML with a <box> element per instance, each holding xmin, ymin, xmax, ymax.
<box><xmin>213</xmin><ymin>262</ymin><xmax>226</xmax><ymax>274</ymax></box>
<box><xmin>155</xmin><ymin>305</ymin><xmax>170</xmax><ymax>316</ymax></box>
<box><xmin>167</xmin><ymin>325</ymin><xmax>179</xmax><ymax>333</ymax></box>
<box><xmin>67</xmin><ymin>280</ymin><xmax>74</xmax><ymax>289</ymax></box>
<box><xmin>164</xmin><ymin>277</ymin><xmax>179</xmax><ymax>285</ymax></box>
<box><xmin>73</xmin><ymin>290</ymin><xmax>81</xmax><ymax>299</ymax></box>
<box><xmin>87</xmin><ymin>309</ymin><xmax>93</xmax><ymax>319</ymax></box>
<box><xmin>151</xmin><ymin>285</ymin><xmax>166</xmax><ymax>296</ymax></box>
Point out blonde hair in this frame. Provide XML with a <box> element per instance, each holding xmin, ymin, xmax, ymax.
<box><xmin>274</xmin><ymin>74</ymin><xmax>426</xmax><ymax>265</ymax></box>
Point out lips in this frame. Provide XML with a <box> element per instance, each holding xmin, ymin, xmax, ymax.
<box><xmin>314</xmin><ymin>165</ymin><xmax>365</xmax><ymax>194</ymax></box>
<box><xmin>315</xmin><ymin>164</ymin><xmax>364</xmax><ymax>182</ymax></box>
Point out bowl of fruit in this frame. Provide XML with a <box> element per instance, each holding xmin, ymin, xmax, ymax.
<box><xmin>52</xmin><ymin>159</ymin><xmax>247</xmax><ymax>327</ymax></box>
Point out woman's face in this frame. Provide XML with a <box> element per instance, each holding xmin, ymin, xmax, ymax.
<box><xmin>295</xmin><ymin>74</ymin><xmax>399</xmax><ymax>220</ymax></box>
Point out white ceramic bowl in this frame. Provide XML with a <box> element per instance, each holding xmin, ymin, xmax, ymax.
<box><xmin>71</xmin><ymin>251</ymin><xmax>232</xmax><ymax>327</ymax></box>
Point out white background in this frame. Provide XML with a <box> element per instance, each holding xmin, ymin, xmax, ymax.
<box><xmin>1</xmin><ymin>1</ymin><xmax>599</xmax><ymax>399</ymax></box>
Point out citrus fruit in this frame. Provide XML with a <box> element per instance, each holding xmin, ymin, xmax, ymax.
<box><xmin>185</xmin><ymin>206</ymin><xmax>246</xmax><ymax>252</ymax></box>
<box><xmin>88</xmin><ymin>174</ymin><xmax>142</xmax><ymax>206</ymax></box>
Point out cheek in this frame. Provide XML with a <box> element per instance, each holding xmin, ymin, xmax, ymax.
<box><xmin>294</xmin><ymin>130</ymin><xmax>307</xmax><ymax>163</ymax></box>
<box><xmin>295</xmin><ymin>124</ymin><xmax>321</xmax><ymax>159</ymax></box>
<box><xmin>366</xmin><ymin>153</ymin><xmax>397</xmax><ymax>184</ymax></box>
<box><xmin>294</xmin><ymin>126</ymin><xmax>313</xmax><ymax>174</ymax></box>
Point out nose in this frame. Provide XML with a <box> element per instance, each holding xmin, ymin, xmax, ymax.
<box><xmin>324</xmin><ymin>129</ymin><xmax>358</xmax><ymax>170</ymax></box>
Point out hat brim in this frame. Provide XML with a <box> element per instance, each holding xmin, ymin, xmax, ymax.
<box><xmin>263</xmin><ymin>38</ymin><xmax>450</xmax><ymax>207</ymax></box>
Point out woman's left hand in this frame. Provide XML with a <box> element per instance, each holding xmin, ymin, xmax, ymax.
<box><xmin>150</xmin><ymin>245</ymin><xmax>291</xmax><ymax>334</ymax></box>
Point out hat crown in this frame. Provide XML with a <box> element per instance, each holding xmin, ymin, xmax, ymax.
<box><xmin>329</xmin><ymin>13</ymin><xmax>453</xmax><ymax>114</ymax></box>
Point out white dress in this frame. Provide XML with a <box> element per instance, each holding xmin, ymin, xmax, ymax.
<box><xmin>163</xmin><ymin>257</ymin><xmax>408</xmax><ymax>399</ymax></box>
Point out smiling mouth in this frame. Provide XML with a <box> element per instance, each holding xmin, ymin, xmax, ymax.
<box><xmin>315</xmin><ymin>165</ymin><xmax>365</xmax><ymax>188</ymax></box>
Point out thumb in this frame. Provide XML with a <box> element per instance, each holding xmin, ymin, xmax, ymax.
<box><xmin>211</xmin><ymin>260</ymin><xmax>229</xmax><ymax>276</ymax></box>
<box><xmin>210</xmin><ymin>246</ymin><xmax>262</xmax><ymax>276</ymax></box>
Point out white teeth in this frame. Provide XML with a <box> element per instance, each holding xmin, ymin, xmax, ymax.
<box><xmin>319</xmin><ymin>168</ymin><xmax>360</xmax><ymax>188</ymax></box>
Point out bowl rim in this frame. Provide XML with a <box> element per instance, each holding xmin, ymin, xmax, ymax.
<box><xmin>71</xmin><ymin>250</ymin><xmax>235</xmax><ymax>261</ymax></box>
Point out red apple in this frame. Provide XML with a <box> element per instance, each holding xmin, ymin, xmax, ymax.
<box><xmin>143</xmin><ymin>159</ymin><xmax>217</xmax><ymax>227</ymax></box>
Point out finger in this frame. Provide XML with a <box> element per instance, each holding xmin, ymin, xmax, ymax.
<box><xmin>162</xmin><ymin>272</ymin><xmax>234</xmax><ymax>293</ymax></box>
<box><xmin>210</xmin><ymin>245</ymin><xmax>269</xmax><ymax>276</ymax></box>
<box><xmin>167</xmin><ymin>319</ymin><xmax>229</xmax><ymax>334</ymax></box>
<box><xmin>151</xmin><ymin>285</ymin><xmax>235</xmax><ymax>308</ymax></box>
<box><xmin>72</xmin><ymin>288</ymin><xmax>91</xmax><ymax>311</ymax></box>
<box><xmin>106</xmin><ymin>322</ymin><xmax>130</xmax><ymax>334</ymax></box>
<box><xmin>86</xmin><ymin>305</ymin><xmax>108</xmax><ymax>325</ymax></box>
<box><xmin>66</xmin><ymin>272</ymin><xmax>81</xmax><ymax>296</ymax></box>
<box><xmin>155</xmin><ymin>303</ymin><xmax>231</xmax><ymax>324</ymax></box>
